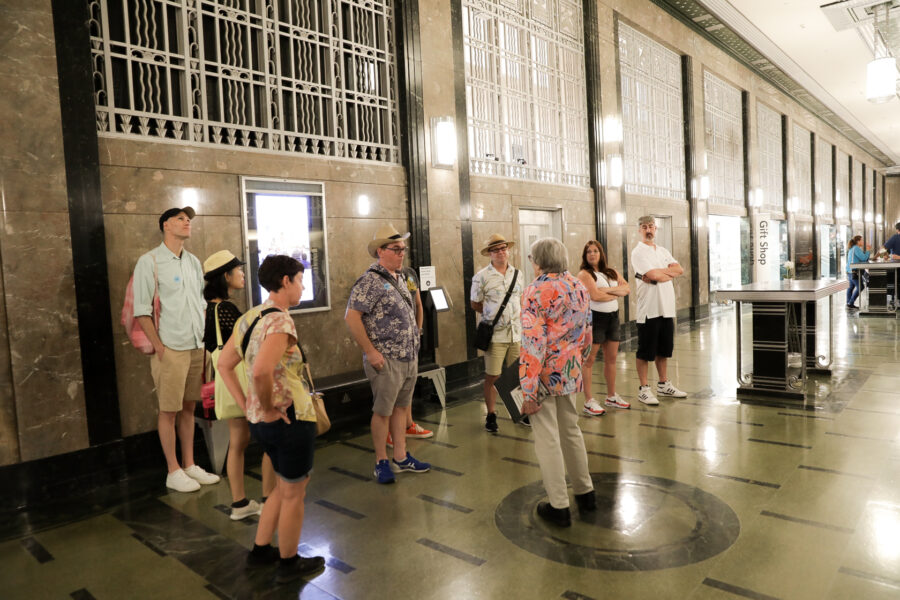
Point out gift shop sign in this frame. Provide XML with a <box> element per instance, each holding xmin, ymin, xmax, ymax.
<box><xmin>753</xmin><ymin>214</ymin><xmax>771</xmax><ymax>283</ymax></box>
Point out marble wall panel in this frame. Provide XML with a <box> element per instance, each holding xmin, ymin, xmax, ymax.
<box><xmin>0</xmin><ymin>240</ymin><xmax>18</xmax><ymax>464</ymax></box>
<box><xmin>470</xmin><ymin>193</ymin><xmax>513</xmax><ymax>223</ymax></box>
<box><xmin>429</xmin><ymin>220</ymin><xmax>467</xmax><ymax>365</ymax></box>
<box><xmin>323</xmin><ymin>181</ymin><xmax>407</xmax><ymax>219</ymax></box>
<box><xmin>101</xmin><ymin>167</ymin><xmax>241</xmax><ymax>217</ymax></box>
<box><xmin>1</xmin><ymin>211</ymin><xmax>89</xmax><ymax>460</ymax></box>
<box><xmin>98</xmin><ymin>139</ymin><xmax>408</xmax><ymax>188</ymax></box>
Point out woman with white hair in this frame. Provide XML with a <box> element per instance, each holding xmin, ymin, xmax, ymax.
<box><xmin>519</xmin><ymin>237</ymin><xmax>596</xmax><ymax>527</ymax></box>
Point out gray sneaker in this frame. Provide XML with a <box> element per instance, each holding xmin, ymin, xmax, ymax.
<box><xmin>657</xmin><ymin>381</ymin><xmax>687</xmax><ymax>398</ymax></box>
<box><xmin>637</xmin><ymin>386</ymin><xmax>659</xmax><ymax>405</ymax></box>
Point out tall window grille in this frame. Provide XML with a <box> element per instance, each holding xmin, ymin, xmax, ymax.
<box><xmin>836</xmin><ymin>149</ymin><xmax>849</xmax><ymax>221</ymax></box>
<box><xmin>462</xmin><ymin>0</ymin><xmax>588</xmax><ymax>186</ymax></box>
<box><xmin>792</xmin><ymin>124</ymin><xmax>812</xmax><ymax>216</ymax></box>
<box><xmin>815</xmin><ymin>138</ymin><xmax>833</xmax><ymax>219</ymax></box>
<box><xmin>702</xmin><ymin>71</ymin><xmax>743</xmax><ymax>208</ymax></box>
<box><xmin>618</xmin><ymin>23</ymin><xmax>684</xmax><ymax>200</ymax></box>
<box><xmin>88</xmin><ymin>0</ymin><xmax>400</xmax><ymax>163</ymax></box>
<box><xmin>852</xmin><ymin>158</ymin><xmax>863</xmax><ymax>220</ymax></box>
<box><xmin>756</xmin><ymin>103</ymin><xmax>783</xmax><ymax>213</ymax></box>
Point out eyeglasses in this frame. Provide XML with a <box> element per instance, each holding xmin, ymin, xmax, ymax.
<box><xmin>384</xmin><ymin>246</ymin><xmax>407</xmax><ymax>255</ymax></box>
<box><xmin>489</xmin><ymin>245</ymin><xmax>509</xmax><ymax>253</ymax></box>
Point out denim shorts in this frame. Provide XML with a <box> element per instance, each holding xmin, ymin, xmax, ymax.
<box><xmin>248</xmin><ymin>406</ymin><xmax>317</xmax><ymax>482</ymax></box>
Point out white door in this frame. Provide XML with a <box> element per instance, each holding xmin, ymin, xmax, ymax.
<box><xmin>518</xmin><ymin>208</ymin><xmax>562</xmax><ymax>282</ymax></box>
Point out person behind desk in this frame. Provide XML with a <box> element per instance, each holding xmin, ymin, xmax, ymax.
<box><xmin>884</xmin><ymin>222</ymin><xmax>900</xmax><ymax>260</ymax></box>
<box><xmin>846</xmin><ymin>235</ymin><xmax>872</xmax><ymax>310</ymax></box>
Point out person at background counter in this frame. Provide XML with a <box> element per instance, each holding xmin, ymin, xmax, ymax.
<box><xmin>846</xmin><ymin>235</ymin><xmax>872</xmax><ymax>310</ymax></box>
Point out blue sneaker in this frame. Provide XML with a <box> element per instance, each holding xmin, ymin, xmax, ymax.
<box><xmin>374</xmin><ymin>459</ymin><xmax>395</xmax><ymax>484</ymax></box>
<box><xmin>392</xmin><ymin>452</ymin><xmax>431</xmax><ymax>473</ymax></box>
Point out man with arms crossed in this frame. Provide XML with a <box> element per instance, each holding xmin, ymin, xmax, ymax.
<box><xmin>630</xmin><ymin>216</ymin><xmax>687</xmax><ymax>405</ymax></box>
<box><xmin>133</xmin><ymin>206</ymin><xmax>220</xmax><ymax>492</ymax></box>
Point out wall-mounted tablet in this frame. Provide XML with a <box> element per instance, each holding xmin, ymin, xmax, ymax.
<box><xmin>429</xmin><ymin>287</ymin><xmax>450</xmax><ymax>312</ymax></box>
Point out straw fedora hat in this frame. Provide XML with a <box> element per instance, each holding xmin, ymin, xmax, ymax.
<box><xmin>203</xmin><ymin>249</ymin><xmax>244</xmax><ymax>279</ymax></box>
<box><xmin>480</xmin><ymin>233</ymin><xmax>516</xmax><ymax>256</ymax></box>
<box><xmin>367</xmin><ymin>223</ymin><xmax>411</xmax><ymax>258</ymax></box>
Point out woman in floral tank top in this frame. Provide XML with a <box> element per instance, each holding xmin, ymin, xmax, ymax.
<box><xmin>217</xmin><ymin>255</ymin><xmax>325</xmax><ymax>583</ymax></box>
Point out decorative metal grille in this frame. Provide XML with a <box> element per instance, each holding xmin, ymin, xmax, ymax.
<box><xmin>756</xmin><ymin>103</ymin><xmax>783</xmax><ymax>213</ymax></box>
<box><xmin>618</xmin><ymin>23</ymin><xmax>685</xmax><ymax>200</ymax></box>
<box><xmin>852</xmin><ymin>158</ymin><xmax>863</xmax><ymax>219</ymax></box>
<box><xmin>702</xmin><ymin>71</ymin><xmax>743</xmax><ymax>208</ymax></box>
<box><xmin>836</xmin><ymin>149</ymin><xmax>849</xmax><ymax>221</ymax></box>
<box><xmin>815</xmin><ymin>138</ymin><xmax>833</xmax><ymax>219</ymax></box>
<box><xmin>462</xmin><ymin>0</ymin><xmax>588</xmax><ymax>186</ymax></box>
<box><xmin>88</xmin><ymin>0</ymin><xmax>400</xmax><ymax>162</ymax></box>
<box><xmin>791</xmin><ymin>123</ymin><xmax>811</xmax><ymax>216</ymax></box>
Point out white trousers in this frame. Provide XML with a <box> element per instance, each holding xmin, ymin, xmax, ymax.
<box><xmin>530</xmin><ymin>393</ymin><xmax>594</xmax><ymax>509</ymax></box>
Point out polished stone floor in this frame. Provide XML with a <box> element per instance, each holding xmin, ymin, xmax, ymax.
<box><xmin>2</xmin><ymin>297</ymin><xmax>900</xmax><ymax>599</ymax></box>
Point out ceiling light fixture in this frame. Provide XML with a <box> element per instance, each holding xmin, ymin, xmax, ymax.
<box><xmin>866</xmin><ymin>2</ymin><xmax>898</xmax><ymax>103</ymax></box>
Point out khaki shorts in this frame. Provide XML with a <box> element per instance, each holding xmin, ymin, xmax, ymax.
<box><xmin>363</xmin><ymin>356</ymin><xmax>418</xmax><ymax>417</ymax></box>
<box><xmin>151</xmin><ymin>347</ymin><xmax>204</xmax><ymax>412</ymax></box>
<box><xmin>484</xmin><ymin>341</ymin><xmax>520</xmax><ymax>376</ymax></box>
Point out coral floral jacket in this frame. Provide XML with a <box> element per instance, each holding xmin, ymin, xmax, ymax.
<box><xmin>518</xmin><ymin>271</ymin><xmax>593</xmax><ymax>402</ymax></box>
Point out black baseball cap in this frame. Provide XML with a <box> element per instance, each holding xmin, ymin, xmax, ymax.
<box><xmin>159</xmin><ymin>206</ymin><xmax>196</xmax><ymax>231</ymax></box>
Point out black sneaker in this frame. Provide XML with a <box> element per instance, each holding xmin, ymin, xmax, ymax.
<box><xmin>536</xmin><ymin>502</ymin><xmax>571</xmax><ymax>527</ymax></box>
<box><xmin>520</xmin><ymin>416</ymin><xmax>531</xmax><ymax>427</ymax></box>
<box><xmin>485</xmin><ymin>412</ymin><xmax>498</xmax><ymax>433</ymax></box>
<box><xmin>574</xmin><ymin>490</ymin><xmax>597</xmax><ymax>512</ymax></box>
<box><xmin>274</xmin><ymin>555</ymin><xmax>326</xmax><ymax>584</ymax></box>
<box><xmin>246</xmin><ymin>544</ymin><xmax>280</xmax><ymax>568</ymax></box>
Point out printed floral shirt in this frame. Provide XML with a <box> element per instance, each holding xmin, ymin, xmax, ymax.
<box><xmin>234</xmin><ymin>300</ymin><xmax>316</xmax><ymax>424</ymax></box>
<box><xmin>519</xmin><ymin>272</ymin><xmax>593</xmax><ymax>402</ymax></box>
<box><xmin>347</xmin><ymin>263</ymin><xmax>420</xmax><ymax>361</ymax></box>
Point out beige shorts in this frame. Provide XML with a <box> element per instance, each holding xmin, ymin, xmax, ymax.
<box><xmin>151</xmin><ymin>347</ymin><xmax>204</xmax><ymax>412</ymax></box>
<box><xmin>363</xmin><ymin>356</ymin><xmax>418</xmax><ymax>417</ymax></box>
<box><xmin>484</xmin><ymin>341</ymin><xmax>520</xmax><ymax>376</ymax></box>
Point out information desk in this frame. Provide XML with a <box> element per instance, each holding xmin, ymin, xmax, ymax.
<box><xmin>715</xmin><ymin>279</ymin><xmax>848</xmax><ymax>400</ymax></box>
<box><xmin>847</xmin><ymin>261</ymin><xmax>900</xmax><ymax>316</ymax></box>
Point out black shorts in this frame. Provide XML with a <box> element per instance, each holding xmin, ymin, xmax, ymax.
<box><xmin>592</xmin><ymin>310</ymin><xmax>620</xmax><ymax>344</ymax></box>
<box><xmin>636</xmin><ymin>316</ymin><xmax>674</xmax><ymax>361</ymax></box>
<box><xmin>248</xmin><ymin>406</ymin><xmax>317</xmax><ymax>482</ymax></box>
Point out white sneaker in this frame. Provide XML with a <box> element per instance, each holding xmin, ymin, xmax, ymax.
<box><xmin>657</xmin><ymin>381</ymin><xmax>687</xmax><ymax>398</ymax></box>
<box><xmin>166</xmin><ymin>468</ymin><xmax>201</xmax><ymax>492</ymax></box>
<box><xmin>230</xmin><ymin>499</ymin><xmax>262</xmax><ymax>521</ymax></box>
<box><xmin>604</xmin><ymin>394</ymin><xmax>631</xmax><ymax>409</ymax></box>
<box><xmin>582</xmin><ymin>398</ymin><xmax>606</xmax><ymax>416</ymax></box>
<box><xmin>637</xmin><ymin>386</ymin><xmax>659</xmax><ymax>405</ymax></box>
<box><xmin>184</xmin><ymin>464</ymin><xmax>220</xmax><ymax>485</ymax></box>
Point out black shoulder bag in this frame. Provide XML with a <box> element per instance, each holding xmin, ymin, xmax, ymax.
<box><xmin>474</xmin><ymin>269</ymin><xmax>519</xmax><ymax>351</ymax></box>
<box><xmin>240</xmin><ymin>308</ymin><xmax>282</xmax><ymax>357</ymax></box>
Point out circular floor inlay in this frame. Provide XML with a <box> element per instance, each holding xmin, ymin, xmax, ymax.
<box><xmin>495</xmin><ymin>472</ymin><xmax>740</xmax><ymax>570</ymax></box>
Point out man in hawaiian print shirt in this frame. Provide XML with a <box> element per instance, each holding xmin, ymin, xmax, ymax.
<box><xmin>346</xmin><ymin>224</ymin><xmax>432</xmax><ymax>484</ymax></box>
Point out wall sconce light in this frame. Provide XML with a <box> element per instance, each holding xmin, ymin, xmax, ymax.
<box><xmin>614</xmin><ymin>211</ymin><xmax>626</xmax><ymax>225</ymax></box>
<box><xmin>749</xmin><ymin>187</ymin><xmax>764</xmax><ymax>208</ymax></box>
<box><xmin>181</xmin><ymin>187</ymin><xmax>199</xmax><ymax>206</ymax></box>
<box><xmin>835</xmin><ymin>206</ymin><xmax>844</xmax><ymax>219</ymax></box>
<box><xmin>357</xmin><ymin>194</ymin><xmax>370</xmax><ymax>216</ymax></box>
<box><xmin>852</xmin><ymin>209</ymin><xmax>861</xmax><ymax>221</ymax></box>
<box><xmin>608</xmin><ymin>155</ymin><xmax>623</xmax><ymax>188</ymax></box>
<box><xmin>430</xmin><ymin>116</ymin><xmax>456</xmax><ymax>168</ymax></box>
<box><xmin>603</xmin><ymin>117</ymin><xmax>622</xmax><ymax>143</ymax></box>
<box><xmin>876</xmin><ymin>214</ymin><xmax>883</xmax><ymax>224</ymax></box>
<box><xmin>865</xmin><ymin>211</ymin><xmax>874</xmax><ymax>223</ymax></box>
<box><xmin>699</xmin><ymin>175</ymin><xmax>710</xmax><ymax>200</ymax></box>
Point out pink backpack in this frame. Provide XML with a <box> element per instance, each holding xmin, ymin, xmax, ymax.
<box><xmin>121</xmin><ymin>255</ymin><xmax>160</xmax><ymax>354</ymax></box>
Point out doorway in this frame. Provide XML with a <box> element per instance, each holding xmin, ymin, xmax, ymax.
<box><xmin>518</xmin><ymin>208</ymin><xmax>562</xmax><ymax>282</ymax></box>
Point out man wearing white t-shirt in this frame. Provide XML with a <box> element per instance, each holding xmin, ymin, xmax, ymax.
<box><xmin>630</xmin><ymin>216</ymin><xmax>687</xmax><ymax>405</ymax></box>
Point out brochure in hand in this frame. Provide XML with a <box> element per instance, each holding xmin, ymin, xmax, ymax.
<box><xmin>494</xmin><ymin>361</ymin><xmax>526</xmax><ymax>423</ymax></box>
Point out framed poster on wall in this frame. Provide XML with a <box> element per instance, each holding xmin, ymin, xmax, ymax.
<box><xmin>241</xmin><ymin>177</ymin><xmax>330</xmax><ymax>313</ymax></box>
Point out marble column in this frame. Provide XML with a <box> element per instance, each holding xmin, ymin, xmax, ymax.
<box><xmin>0</xmin><ymin>0</ymin><xmax>89</xmax><ymax>463</ymax></box>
